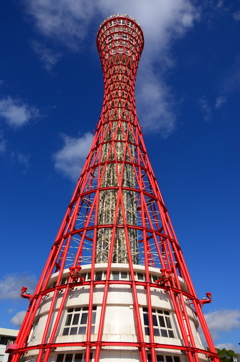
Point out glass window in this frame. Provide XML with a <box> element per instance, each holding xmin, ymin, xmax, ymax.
<box><xmin>56</xmin><ymin>354</ymin><xmax>93</xmax><ymax>362</ymax></box>
<box><xmin>95</xmin><ymin>272</ymin><xmax>102</xmax><ymax>281</ymax></box>
<box><xmin>151</xmin><ymin>275</ymin><xmax>158</xmax><ymax>282</ymax></box>
<box><xmin>112</xmin><ymin>271</ymin><xmax>119</xmax><ymax>280</ymax></box>
<box><xmin>81</xmin><ymin>272</ymin><xmax>89</xmax><ymax>280</ymax></box>
<box><xmin>147</xmin><ymin>356</ymin><xmax>180</xmax><ymax>362</ymax></box>
<box><xmin>143</xmin><ymin>308</ymin><xmax>174</xmax><ymax>338</ymax></box>
<box><xmin>60</xmin><ymin>277</ymin><xmax>67</xmax><ymax>285</ymax></box>
<box><xmin>56</xmin><ymin>355</ymin><xmax>64</xmax><ymax>362</ymax></box>
<box><xmin>121</xmin><ymin>271</ymin><xmax>128</xmax><ymax>279</ymax></box>
<box><xmin>0</xmin><ymin>336</ymin><xmax>16</xmax><ymax>345</ymax></box>
<box><xmin>63</xmin><ymin>307</ymin><xmax>97</xmax><ymax>336</ymax></box>
<box><xmin>137</xmin><ymin>273</ymin><xmax>144</xmax><ymax>281</ymax></box>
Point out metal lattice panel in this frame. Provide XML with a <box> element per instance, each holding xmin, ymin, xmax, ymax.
<box><xmin>8</xmin><ymin>14</ymin><xmax>219</xmax><ymax>362</ymax></box>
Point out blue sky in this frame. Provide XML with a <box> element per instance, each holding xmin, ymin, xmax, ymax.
<box><xmin>0</xmin><ymin>0</ymin><xmax>239</xmax><ymax>352</ymax></box>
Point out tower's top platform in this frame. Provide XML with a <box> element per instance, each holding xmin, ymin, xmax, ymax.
<box><xmin>98</xmin><ymin>14</ymin><xmax>141</xmax><ymax>29</ymax></box>
<box><xmin>97</xmin><ymin>14</ymin><xmax>144</xmax><ymax>62</ymax></box>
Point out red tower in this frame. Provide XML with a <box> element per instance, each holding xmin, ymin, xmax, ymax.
<box><xmin>7</xmin><ymin>14</ymin><xmax>219</xmax><ymax>362</ymax></box>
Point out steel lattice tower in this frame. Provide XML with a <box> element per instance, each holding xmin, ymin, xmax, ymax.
<box><xmin>7</xmin><ymin>14</ymin><xmax>219</xmax><ymax>362</ymax></box>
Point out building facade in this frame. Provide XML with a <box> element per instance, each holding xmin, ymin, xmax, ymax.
<box><xmin>0</xmin><ymin>328</ymin><xmax>18</xmax><ymax>362</ymax></box>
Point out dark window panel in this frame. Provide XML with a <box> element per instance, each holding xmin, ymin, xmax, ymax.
<box><xmin>81</xmin><ymin>313</ymin><xmax>88</xmax><ymax>324</ymax></box>
<box><xmin>65</xmin><ymin>354</ymin><xmax>73</xmax><ymax>362</ymax></box>
<box><xmin>161</xmin><ymin>329</ymin><xmax>168</xmax><ymax>337</ymax></box>
<box><xmin>70</xmin><ymin>327</ymin><xmax>78</xmax><ymax>335</ymax></box>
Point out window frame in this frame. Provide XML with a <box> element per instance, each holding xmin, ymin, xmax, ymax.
<box><xmin>62</xmin><ymin>306</ymin><xmax>97</xmax><ymax>336</ymax></box>
<box><xmin>143</xmin><ymin>307</ymin><xmax>175</xmax><ymax>338</ymax></box>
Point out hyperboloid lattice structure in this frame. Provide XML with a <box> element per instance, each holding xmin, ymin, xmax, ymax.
<box><xmin>7</xmin><ymin>14</ymin><xmax>219</xmax><ymax>362</ymax></box>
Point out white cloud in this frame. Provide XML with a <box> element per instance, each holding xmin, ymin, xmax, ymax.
<box><xmin>233</xmin><ymin>11</ymin><xmax>240</xmax><ymax>21</ymax></box>
<box><xmin>216</xmin><ymin>0</ymin><xmax>224</xmax><ymax>8</ymax></box>
<box><xmin>215</xmin><ymin>95</ymin><xmax>226</xmax><ymax>109</ymax></box>
<box><xmin>53</xmin><ymin>132</ymin><xmax>93</xmax><ymax>181</ymax></box>
<box><xmin>215</xmin><ymin>343</ymin><xmax>240</xmax><ymax>352</ymax></box>
<box><xmin>24</xmin><ymin>0</ymin><xmax>96</xmax><ymax>50</ymax></box>
<box><xmin>23</xmin><ymin>0</ymin><xmax>199</xmax><ymax>135</ymax></box>
<box><xmin>215</xmin><ymin>343</ymin><xmax>240</xmax><ymax>353</ymax></box>
<box><xmin>31</xmin><ymin>41</ymin><xmax>62</xmax><ymax>71</ymax></box>
<box><xmin>11</xmin><ymin>311</ymin><xmax>26</xmax><ymax>327</ymax></box>
<box><xmin>222</xmin><ymin>55</ymin><xmax>240</xmax><ymax>94</ymax></box>
<box><xmin>137</xmin><ymin>70</ymin><xmax>175</xmax><ymax>135</ymax></box>
<box><xmin>0</xmin><ymin>133</ymin><xmax>7</xmax><ymax>153</ymax></box>
<box><xmin>0</xmin><ymin>273</ymin><xmax>37</xmax><ymax>300</ymax></box>
<box><xmin>205</xmin><ymin>309</ymin><xmax>240</xmax><ymax>339</ymax></box>
<box><xmin>10</xmin><ymin>152</ymin><xmax>31</xmax><ymax>168</ymax></box>
<box><xmin>0</xmin><ymin>97</ymin><xmax>39</xmax><ymax>127</ymax></box>
<box><xmin>198</xmin><ymin>96</ymin><xmax>212</xmax><ymax>121</ymax></box>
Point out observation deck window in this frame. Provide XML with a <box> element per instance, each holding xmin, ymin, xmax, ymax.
<box><xmin>118</xmin><ymin>19</ymin><xmax>125</xmax><ymax>25</ymax></box>
<box><xmin>143</xmin><ymin>308</ymin><xmax>174</xmax><ymax>338</ymax></box>
<box><xmin>56</xmin><ymin>353</ymin><xmax>93</xmax><ymax>362</ymax></box>
<box><xmin>109</xmin><ymin>20</ymin><xmax>116</xmax><ymax>26</ymax></box>
<box><xmin>95</xmin><ymin>271</ymin><xmax>105</xmax><ymax>280</ymax></box>
<box><xmin>80</xmin><ymin>272</ymin><xmax>90</xmax><ymax>280</ymax></box>
<box><xmin>63</xmin><ymin>306</ymin><xmax>96</xmax><ymax>336</ymax></box>
<box><xmin>60</xmin><ymin>277</ymin><xmax>67</xmax><ymax>285</ymax></box>
<box><xmin>147</xmin><ymin>356</ymin><xmax>180</xmax><ymax>362</ymax></box>
<box><xmin>136</xmin><ymin>272</ymin><xmax>144</xmax><ymax>281</ymax></box>
<box><xmin>151</xmin><ymin>275</ymin><xmax>158</xmax><ymax>283</ymax></box>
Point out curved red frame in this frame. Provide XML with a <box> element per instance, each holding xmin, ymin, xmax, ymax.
<box><xmin>8</xmin><ymin>14</ymin><xmax>219</xmax><ymax>362</ymax></box>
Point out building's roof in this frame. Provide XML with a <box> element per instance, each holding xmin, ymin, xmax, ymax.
<box><xmin>0</xmin><ymin>328</ymin><xmax>18</xmax><ymax>337</ymax></box>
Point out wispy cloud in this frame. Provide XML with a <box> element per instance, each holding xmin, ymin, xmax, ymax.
<box><xmin>136</xmin><ymin>70</ymin><xmax>175</xmax><ymax>135</ymax></box>
<box><xmin>233</xmin><ymin>11</ymin><xmax>240</xmax><ymax>21</ymax></box>
<box><xmin>11</xmin><ymin>151</ymin><xmax>30</xmax><ymax>168</ymax></box>
<box><xmin>215</xmin><ymin>343</ymin><xmax>240</xmax><ymax>353</ymax></box>
<box><xmin>0</xmin><ymin>273</ymin><xmax>37</xmax><ymax>300</ymax></box>
<box><xmin>31</xmin><ymin>41</ymin><xmax>62</xmax><ymax>72</ymax></box>
<box><xmin>11</xmin><ymin>311</ymin><xmax>26</xmax><ymax>327</ymax></box>
<box><xmin>215</xmin><ymin>94</ymin><xmax>226</xmax><ymax>109</ymax></box>
<box><xmin>0</xmin><ymin>96</ymin><xmax>40</xmax><ymax>127</ymax></box>
<box><xmin>24</xmin><ymin>0</ymin><xmax>96</xmax><ymax>50</ymax></box>
<box><xmin>23</xmin><ymin>0</ymin><xmax>200</xmax><ymax>135</ymax></box>
<box><xmin>0</xmin><ymin>132</ymin><xmax>7</xmax><ymax>153</ymax></box>
<box><xmin>53</xmin><ymin>132</ymin><xmax>93</xmax><ymax>181</ymax></box>
<box><xmin>205</xmin><ymin>309</ymin><xmax>240</xmax><ymax>339</ymax></box>
<box><xmin>198</xmin><ymin>96</ymin><xmax>212</xmax><ymax>121</ymax></box>
<box><xmin>222</xmin><ymin>54</ymin><xmax>240</xmax><ymax>94</ymax></box>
